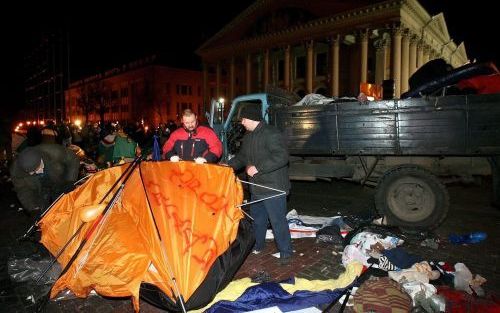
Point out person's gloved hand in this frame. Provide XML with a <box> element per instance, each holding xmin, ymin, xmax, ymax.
<box><xmin>170</xmin><ymin>155</ymin><xmax>180</xmax><ymax>162</ymax></box>
<box><xmin>194</xmin><ymin>157</ymin><xmax>207</xmax><ymax>164</ymax></box>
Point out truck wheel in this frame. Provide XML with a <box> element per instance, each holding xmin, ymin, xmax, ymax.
<box><xmin>375</xmin><ymin>165</ymin><xmax>449</xmax><ymax>231</ymax></box>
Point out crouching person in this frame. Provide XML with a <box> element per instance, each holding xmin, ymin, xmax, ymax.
<box><xmin>10</xmin><ymin>143</ymin><xmax>80</xmax><ymax>214</ymax></box>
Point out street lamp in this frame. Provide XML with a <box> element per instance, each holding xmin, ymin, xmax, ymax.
<box><xmin>218</xmin><ymin>98</ymin><xmax>225</xmax><ymax>126</ymax></box>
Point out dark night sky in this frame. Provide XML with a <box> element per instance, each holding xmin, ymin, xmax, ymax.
<box><xmin>2</xmin><ymin>1</ymin><xmax>498</xmax><ymax>111</ymax></box>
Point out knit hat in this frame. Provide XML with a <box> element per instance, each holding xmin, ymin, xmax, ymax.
<box><xmin>240</xmin><ymin>106</ymin><xmax>262</xmax><ymax>121</ymax></box>
<box><xmin>17</xmin><ymin>147</ymin><xmax>42</xmax><ymax>173</ymax></box>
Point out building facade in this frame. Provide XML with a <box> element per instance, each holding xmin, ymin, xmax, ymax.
<box><xmin>65</xmin><ymin>58</ymin><xmax>203</xmax><ymax>126</ymax></box>
<box><xmin>197</xmin><ymin>0</ymin><xmax>468</xmax><ymax>102</ymax></box>
<box><xmin>24</xmin><ymin>29</ymin><xmax>69</xmax><ymax>123</ymax></box>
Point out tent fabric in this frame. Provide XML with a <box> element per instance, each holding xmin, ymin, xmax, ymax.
<box><xmin>205</xmin><ymin>282</ymin><xmax>346</xmax><ymax>313</ymax></box>
<box><xmin>194</xmin><ymin>261</ymin><xmax>363</xmax><ymax>313</ymax></box>
<box><xmin>39</xmin><ymin>161</ymin><xmax>244</xmax><ymax>311</ymax></box>
<box><xmin>140</xmin><ymin>217</ymin><xmax>254</xmax><ymax>311</ymax></box>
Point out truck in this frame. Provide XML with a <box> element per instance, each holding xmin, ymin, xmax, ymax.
<box><xmin>208</xmin><ymin>88</ymin><xmax>500</xmax><ymax>231</ymax></box>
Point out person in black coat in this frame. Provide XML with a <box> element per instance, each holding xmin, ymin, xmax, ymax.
<box><xmin>228</xmin><ymin>105</ymin><xmax>293</xmax><ymax>265</ymax></box>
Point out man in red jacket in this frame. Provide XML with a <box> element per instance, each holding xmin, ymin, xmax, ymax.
<box><xmin>162</xmin><ymin>109</ymin><xmax>222</xmax><ymax>164</ymax></box>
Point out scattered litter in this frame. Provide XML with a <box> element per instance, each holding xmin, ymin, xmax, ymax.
<box><xmin>299</xmin><ymin>253</ymin><xmax>304</xmax><ymax>257</ymax></box>
<box><xmin>272</xmin><ymin>252</ymin><xmax>280</xmax><ymax>258</ymax></box>
<box><xmin>449</xmin><ymin>232</ymin><xmax>487</xmax><ymax>244</ymax></box>
<box><xmin>10</xmin><ymin>204</ymin><xmax>15</xmax><ymax>208</ymax></box>
<box><xmin>251</xmin><ymin>271</ymin><xmax>272</xmax><ymax>283</ymax></box>
<box><xmin>372</xmin><ymin>217</ymin><xmax>387</xmax><ymax>225</ymax></box>
<box><xmin>331</xmin><ymin>251</ymin><xmax>338</xmax><ymax>256</ymax></box>
<box><xmin>421</xmin><ymin>238</ymin><xmax>440</xmax><ymax>249</ymax></box>
<box><xmin>454</xmin><ymin>263</ymin><xmax>486</xmax><ymax>296</ymax></box>
<box><xmin>18</xmin><ymin>208</ymin><xmax>23</xmax><ymax>212</ymax></box>
<box><xmin>283</xmin><ymin>210</ymin><xmax>345</xmax><ymax>239</ymax></box>
<box><xmin>26</xmin><ymin>295</ymin><xmax>35</xmax><ymax>303</ymax></box>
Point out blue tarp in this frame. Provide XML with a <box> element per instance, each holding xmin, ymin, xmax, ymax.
<box><xmin>206</xmin><ymin>281</ymin><xmax>345</xmax><ymax>313</ymax></box>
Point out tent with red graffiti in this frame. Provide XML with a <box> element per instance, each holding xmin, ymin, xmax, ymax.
<box><xmin>37</xmin><ymin>159</ymin><xmax>254</xmax><ymax>312</ymax></box>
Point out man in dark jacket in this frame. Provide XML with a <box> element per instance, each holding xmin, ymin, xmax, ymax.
<box><xmin>162</xmin><ymin>109</ymin><xmax>222</xmax><ymax>164</ymax></box>
<box><xmin>10</xmin><ymin>143</ymin><xmax>80</xmax><ymax>213</ymax></box>
<box><xmin>228</xmin><ymin>105</ymin><xmax>293</xmax><ymax>264</ymax></box>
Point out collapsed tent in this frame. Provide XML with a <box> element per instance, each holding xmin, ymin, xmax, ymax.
<box><xmin>38</xmin><ymin>160</ymin><xmax>254</xmax><ymax>311</ymax></box>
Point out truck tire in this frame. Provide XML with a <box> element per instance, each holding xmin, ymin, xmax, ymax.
<box><xmin>375</xmin><ymin>165</ymin><xmax>449</xmax><ymax>231</ymax></box>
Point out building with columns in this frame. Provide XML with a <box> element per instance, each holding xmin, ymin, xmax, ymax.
<box><xmin>65</xmin><ymin>57</ymin><xmax>203</xmax><ymax>126</ymax></box>
<box><xmin>197</xmin><ymin>0</ymin><xmax>468</xmax><ymax>102</ymax></box>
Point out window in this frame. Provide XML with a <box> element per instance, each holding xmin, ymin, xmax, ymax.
<box><xmin>176</xmin><ymin>84</ymin><xmax>191</xmax><ymax>95</ymax></box>
<box><xmin>181</xmin><ymin>85</ymin><xmax>188</xmax><ymax>95</ymax></box>
<box><xmin>165</xmin><ymin>83</ymin><xmax>170</xmax><ymax>95</ymax></box>
<box><xmin>295</xmin><ymin>56</ymin><xmax>305</xmax><ymax>78</ymax></box>
<box><xmin>278</xmin><ymin>59</ymin><xmax>284</xmax><ymax>81</ymax></box>
<box><xmin>111</xmin><ymin>90</ymin><xmax>119</xmax><ymax>100</ymax></box>
<box><xmin>120</xmin><ymin>88</ymin><xmax>128</xmax><ymax>97</ymax></box>
<box><xmin>316</xmin><ymin>53</ymin><xmax>327</xmax><ymax>76</ymax></box>
<box><xmin>121</xmin><ymin>104</ymin><xmax>129</xmax><ymax>112</ymax></box>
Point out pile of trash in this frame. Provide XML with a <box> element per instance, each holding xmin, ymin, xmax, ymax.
<box><xmin>262</xmin><ymin>209</ymin><xmax>496</xmax><ymax>312</ymax></box>
<box><xmin>341</xmin><ymin>226</ymin><xmax>494</xmax><ymax>312</ymax></box>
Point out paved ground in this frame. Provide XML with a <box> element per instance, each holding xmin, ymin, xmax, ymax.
<box><xmin>0</xmin><ymin>164</ymin><xmax>498</xmax><ymax>312</ymax></box>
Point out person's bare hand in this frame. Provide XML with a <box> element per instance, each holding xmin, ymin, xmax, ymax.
<box><xmin>246</xmin><ymin>165</ymin><xmax>258</xmax><ymax>177</ymax></box>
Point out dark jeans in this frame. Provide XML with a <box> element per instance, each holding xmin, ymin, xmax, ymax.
<box><xmin>250</xmin><ymin>195</ymin><xmax>293</xmax><ymax>257</ymax></box>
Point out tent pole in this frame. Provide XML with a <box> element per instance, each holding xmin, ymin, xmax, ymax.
<box><xmin>19</xmin><ymin>159</ymin><xmax>137</xmax><ymax>241</ymax></box>
<box><xmin>34</xmin><ymin>157</ymin><xmax>141</xmax><ymax>283</ymax></box>
<box><xmin>138</xmin><ymin>164</ymin><xmax>188</xmax><ymax>313</ymax></box>
<box><xmin>235</xmin><ymin>180</ymin><xmax>286</xmax><ymax>220</ymax></box>
<box><xmin>35</xmin><ymin>157</ymin><xmax>143</xmax><ymax>311</ymax></box>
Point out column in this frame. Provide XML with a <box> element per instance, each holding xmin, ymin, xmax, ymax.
<box><xmin>360</xmin><ymin>30</ymin><xmax>369</xmax><ymax>84</ymax></box>
<box><xmin>391</xmin><ymin>26</ymin><xmax>402</xmax><ymax>98</ymax></box>
<box><xmin>375</xmin><ymin>39</ymin><xmax>388</xmax><ymax>85</ymax></box>
<box><xmin>263</xmin><ymin>49</ymin><xmax>270</xmax><ymax>89</ymax></box>
<box><xmin>422</xmin><ymin>45</ymin><xmax>430</xmax><ymax>64</ymax></box>
<box><xmin>400</xmin><ymin>31</ymin><xmax>410</xmax><ymax>93</ymax></box>
<box><xmin>417</xmin><ymin>41</ymin><xmax>424</xmax><ymax>68</ymax></box>
<box><xmin>409</xmin><ymin>36</ymin><xmax>417</xmax><ymax>76</ymax></box>
<box><xmin>330</xmin><ymin>35</ymin><xmax>340</xmax><ymax>97</ymax></box>
<box><xmin>284</xmin><ymin>45</ymin><xmax>291</xmax><ymax>91</ymax></box>
<box><xmin>430</xmin><ymin>49</ymin><xmax>438</xmax><ymax>61</ymax></box>
<box><xmin>384</xmin><ymin>42</ymin><xmax>390</xmax><ymax>80</ymax></box>
<box><xmin>306</xmin><ymin>40</ymin><xmax>314</xmax><ymax>94</ymax></box>
<box><xmin>246</xmin><ymin>54</ymin><xmax>252</xmax><ymax>93</ymax></box>
<box><xmin>229</xmin><ymin>57</ymin><xmax>235</xmax><ymax>100</ymax></box>
<box><xmin>216</xmin><ymin>62</ymin><xmax>221</xmax><ymax>98</ymax></box>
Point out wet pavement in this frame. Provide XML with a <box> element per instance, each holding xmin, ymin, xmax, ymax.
<box><xmin>0</xmin><ymin>164</ymin><xmax>499</xmax><ymax>312</ymax></box>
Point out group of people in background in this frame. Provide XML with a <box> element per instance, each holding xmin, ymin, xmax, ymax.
<box><xmin>3</xmin><ymin>107</ymin><xmax>294</xmax><ymax>264</ymax></box>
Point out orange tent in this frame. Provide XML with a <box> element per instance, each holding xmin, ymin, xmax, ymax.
<box><xmin>39</xmin><ymin>160</ymin><xmax>246</xmax><ymax>311</ymax></box>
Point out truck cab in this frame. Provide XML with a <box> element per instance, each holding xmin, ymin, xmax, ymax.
<box><xmin>210</xmin><ymin>93</ymin><xmax>293</xmax><ymax>161</ymax></box>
